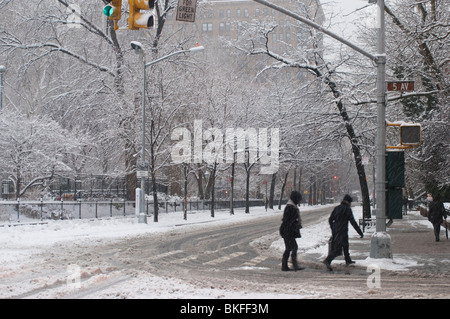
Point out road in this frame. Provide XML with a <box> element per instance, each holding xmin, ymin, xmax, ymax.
<box><xmin>4</xmin><ymin>206</ymin><xmax>450</xmax><ymax>299</ymax></box>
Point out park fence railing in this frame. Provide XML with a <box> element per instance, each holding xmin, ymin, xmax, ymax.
<box><xmin>0</xmin><ymin>198</ymin><xmax>269</xmax><ymax>225</ymax></box>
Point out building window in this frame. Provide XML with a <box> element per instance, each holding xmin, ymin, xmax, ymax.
<box><xmin>236</xmin><ymin>9</ymin><xmax>241</xmax><ymax>17</ymax></box>
<box><xmin>202</xmin><ymin>23</ymin><xmax>213</xmax><ymax>32</ymax></box>
<box><xmin>227</xmin><ymin>9</ymin><xmax>231</xmax><ymax>18</ymax></box>
<box><xmin>219</xmin><ymin>10</ymin><xmax>224</xmax><ymax>18</ymax></box>
<box><xmin>244</xmin><ymin>8</ymin><xmax>249</xmax><ymax>17</ymax></box>
<box><xmin>220</xmin><ymin>22</ymin><xmax>225</xmax><ymax>31</ymax></box>
<box><xmin>255</xmin><ymin>8</ymin><xmax>260</xmax><ymax>17</ymax></box>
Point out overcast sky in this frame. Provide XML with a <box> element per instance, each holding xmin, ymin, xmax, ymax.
<box><xmin>323</xmin><ymin>0</ymin><xmax>371</xmax><ymax>38</ymax></box>
<box><xmin>321</xmin><ymin>0</ymin><xmax>376</xmax><ymax>59</ymax></box>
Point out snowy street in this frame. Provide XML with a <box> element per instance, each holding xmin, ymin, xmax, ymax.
<box><xmin>1</xmin><ymin>204</ymin><xmax>449</xmax><ymax>299</ymax></box>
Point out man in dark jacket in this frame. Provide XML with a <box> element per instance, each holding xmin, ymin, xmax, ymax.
<box><xmin>323</xmin><ymin>194</ymin><xmax>364</xmax><ymax>271</ymax></box>
<box><xmin>280</xmin><ymin>190</ymin><xmax>304</xmax><ymax>271</ymax></box>
<box><xmin>428</xmin><ymin>194</ymin><xmax>447</xmax><ymax>242</ymax></box>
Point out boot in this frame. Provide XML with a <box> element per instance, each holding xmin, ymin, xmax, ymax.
<box><xmin>322</xmin><ymin>258</ymin><xmax>333</xmax><ymax>271</ymax></box>
<box><xmin>281</xmin><ymin>256</ymin><xmax>292</xmax><ymax>271</ymax></box>
<box><xmin>345</xmin><ymin>260</ymin><xmax>356</xmax><ymax>266</ymax></box>
<box><xmin>292</xmin><ymin>255</ymin><xmax>305</xmax><ymax>271</ymax></box>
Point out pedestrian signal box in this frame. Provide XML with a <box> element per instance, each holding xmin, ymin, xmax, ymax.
<box><xmin>386</xmin><ymin>122</ymin><xmax>422</xmax><ymax>149</ymax></box>
<box><xmin>400</xmin><ymin>124</ymin><xmax>421</xmax><ymax>146</ymax></box>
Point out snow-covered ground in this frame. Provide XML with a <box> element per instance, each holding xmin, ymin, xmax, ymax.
<box><xmin>0</xmin><ymin>203</ymin><xmax>441</xmax><ymax>298</ymax></box>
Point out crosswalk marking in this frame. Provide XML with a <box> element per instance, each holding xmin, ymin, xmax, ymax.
<box><xmin>203</xmin><ymin>251</ymin><xmax>247</xmax><ymax>266</ymax></box>
<box><xmin>148</xmin><ymin>250</ymin><xmax>184</xmax><ymax>260</ymax></box>
<box><xmin>175</xmin><ymin>255</ymin><xmax>198</xmax><ymax>264</ymax></box>
<box><xmin>242</xmin><ymin>255</ymin><xmax>268</xmax><ymax>267</ymax></box>
<box><xmin>151</xmin><ymin>249</ymin><xmax>269</xmax><ymax>269</ymax></box>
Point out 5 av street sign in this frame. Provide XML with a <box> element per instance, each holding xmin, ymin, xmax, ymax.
<box><xmin>387</xmin><ymin>81</ymin><xmax>414</xmax><ymax>92</ymax></box>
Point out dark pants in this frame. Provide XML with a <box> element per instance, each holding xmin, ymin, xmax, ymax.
<box><xmin>282</xmin><ymin>237</ymin><xmax>298</xmax><ymax>262</ymax></box>
<box><xmin>325</xmin><ymin>243</ymin><xmax>352</xmax><ymax>264</ymax></box>
<box><xmin>433</xmin><ymin>222</ymin><xmax>441</xmax><ymax>241</ymax></box>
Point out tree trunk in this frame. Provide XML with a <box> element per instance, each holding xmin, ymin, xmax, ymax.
<box><xmin>278</xmin><ymin>171</ymin><xmax>289</xmax><ymax>210</ymax></box>
<box><xmin>269</xmin><ymin>172</ymin><xmax>276</xmax><ymax>209</ymax></box>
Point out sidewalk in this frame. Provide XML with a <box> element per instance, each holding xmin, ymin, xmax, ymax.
<box><xmin>336</xmin><ymin>209</ymin><xmax>450</xmax><ymax>274</ymax></box>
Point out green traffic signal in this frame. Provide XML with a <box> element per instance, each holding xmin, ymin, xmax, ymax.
<box><xmin>103</xmin><ymin>5</ymin><xmax>114</xmax><ymax>17</ymax></box>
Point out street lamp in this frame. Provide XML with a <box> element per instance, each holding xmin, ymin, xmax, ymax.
<box><xmin>131</xmin><ymin>42</ymin><xmax>205</xmax><ymax>223</ymax></box>
<box><xmin>0</xmin><ymin>65</ymin><xmax>6</xmax><ymax>111</ymax></box>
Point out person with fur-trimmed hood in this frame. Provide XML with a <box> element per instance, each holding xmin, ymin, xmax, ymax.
<box><xmin>279</xmin><ymin>190</ymin><xmax>304</xmax><ymax>271</ymax></box>
<box><xmin>323</xmin><ymin>194</ymin><xmax>364</xmax><ymax>271</ymax></box>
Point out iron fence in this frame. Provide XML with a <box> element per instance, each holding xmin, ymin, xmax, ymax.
<box><xmin>0</xmin><ymin>198</ymin><xmax>271</xmax><ymax>225</ymax></box>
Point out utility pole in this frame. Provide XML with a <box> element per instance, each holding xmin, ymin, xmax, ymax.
<box><xmin>251</xmin><ymin>0</ymin><xmax>392</xmax><ymax>258</ymax></box>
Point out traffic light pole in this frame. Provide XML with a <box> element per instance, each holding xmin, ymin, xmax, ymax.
<box><xmin>251</xmin><ymin>0</ymin><xmax>392</xmax><ymax>258</ymax></box>
<box><xmin>370</xmin><ymin>0</ymin><xmax>392</xmax><ymax>258</ymax></box>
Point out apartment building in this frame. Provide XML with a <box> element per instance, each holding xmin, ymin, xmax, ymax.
<box><xmin>165</xmin><ymin>0</ymin><xmax>324</xmax><ymax>56</ymax></box>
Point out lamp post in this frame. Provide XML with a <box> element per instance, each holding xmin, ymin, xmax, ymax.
<box><xmin>131</xmin><ymin>43</ymin><xmax>205</xmax><ymax>223</ymax></box>
<box><xmin>0</xmin><ymin>65</ymin><xmax>6</xmax><ymax>111</ymax></box>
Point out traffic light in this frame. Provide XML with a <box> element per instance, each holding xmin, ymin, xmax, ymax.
<box><xmin>400</xmin><ymin>124</ymin><xmax>421</xmax><ymax>146</ymax></box>
<box><xmin>103</xmin><ymin>0</ymin><xmax>122</xmax><ymax>30</ymax></box>
<box><xmin>128</xmin><ymin>0</ymin><xmax>157</xmax><ymax>30</ymax></box>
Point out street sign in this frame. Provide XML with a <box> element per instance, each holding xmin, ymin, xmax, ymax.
<box><xmin>387</xmin><ymin>81</ymin><xmax>414</xmax><ymax>92</ymax></box>
<box><xmin>136</xmin><ymin>171</ymin><xmax>148</xmax><ymax>178</ymax></box>
<box><xmin>176</xmin><ymin>0</ymin><xmax>197</xmax><ymax>22</ymax></box>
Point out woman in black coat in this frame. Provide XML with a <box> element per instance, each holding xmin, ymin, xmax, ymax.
<box><xmin>323</xmin><ymin>194</ymin><xmax>364</xmax><ymax>271</ymax></box>
<box><xmin>280</xmin><ymin>191</ymin><xmax>304</xmax><ymax>271</ymax></box>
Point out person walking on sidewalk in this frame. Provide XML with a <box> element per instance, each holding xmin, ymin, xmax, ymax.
<box><xmin>323</xmin><ymin>194</ymin><xmax>364</xmax><ymax>271</ymax></box>
<box><xmin>279</xmin><ymin>190</ymin><xmax>304</xmax><ymax>271</ymax></box>
<box><xmin>428</xmin><ymin>194</ymin><xmax>447</xmax><ymax>242</ymax></box>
